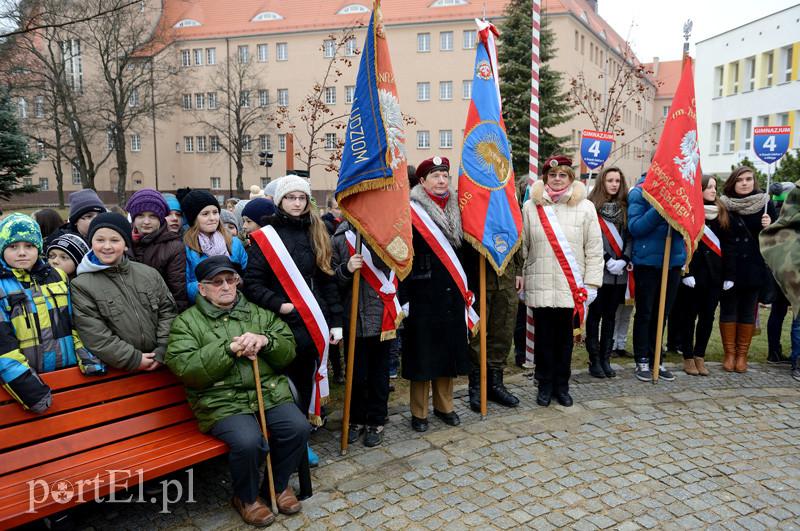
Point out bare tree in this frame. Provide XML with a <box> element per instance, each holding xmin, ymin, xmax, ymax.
<box><xmin>193</xmin><ymin>52</ymin><xmax>274</xmax><ymax>195</ymax></box>
<box><xmin>0</xmin><ymin>0</ymin><xmax>141</xmax><ymax>39</ymax></box>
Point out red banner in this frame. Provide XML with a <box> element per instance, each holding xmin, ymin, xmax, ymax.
<box><xmin>642</xmin><ymin>58</ymin><xmax>704</xmax><ymax>259</ymax></box>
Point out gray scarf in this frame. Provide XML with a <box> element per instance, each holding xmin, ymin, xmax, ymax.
<box><xmin>199</xmin><ymin>231</ymin><xmax>230</xmax><ymax>257</ymax></box>
<box><xmin>720</xmin><ymin>193</ymin><xmax>768</xmax><ymax>215</ymax></box>
<box><xmin>409</xmin><ymin>184</ymin><xmax>462</xmax><ymax>248</ymax></box>
<box><xmin>599</xmin><ymin>201</ymin><xmax>624</xmax><ymax>230</ymax></box>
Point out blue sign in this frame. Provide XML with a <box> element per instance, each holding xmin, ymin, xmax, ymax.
<box><xmin>753</xmin><ymin>126</ymin><xmax>791</xmax><ymax>164</ymax></box>
<box><xmin>580</xmin><ymin>130</ymin><xmax>614</xmax><ymax>170</ymax></box>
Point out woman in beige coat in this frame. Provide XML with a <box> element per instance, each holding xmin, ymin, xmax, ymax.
<box><xmin>521</xmin><ymin>155</ymin><xmax>603</xmax><ymax>407</ymax></box>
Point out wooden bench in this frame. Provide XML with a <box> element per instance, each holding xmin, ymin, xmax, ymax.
<box><xmin>0</xmin><ymin>367</ymin><xmax>312</xmax><ymax>528</ymax></box>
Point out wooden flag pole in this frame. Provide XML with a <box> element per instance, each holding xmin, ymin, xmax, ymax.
<box><xmin>479</xmin><ymin>256</ymin><xmax>488</xmax><ymax>419</ymax></box>
<box><xmin>341</xmin><ymin>233</ymin><xmax>362</xmax><ymax>455</ymax></box>
<box><xmin>252</xmin><ymin>358</ymin><xmax>279</xmax><ymax>515</ymax></box>
<box><xmin>651</xmin><ymin>228</ymin><xmax>672</xmax><ymax>383</ymax></box>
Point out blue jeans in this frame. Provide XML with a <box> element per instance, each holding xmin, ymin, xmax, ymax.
<box><xmin>791</xmin><ymin>316</ymin><xmax>800</xmax><ymax>367</ymax></box>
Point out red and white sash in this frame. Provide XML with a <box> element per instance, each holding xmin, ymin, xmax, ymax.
<box><xmin>345</xmin><ymin>230</ymin><xmax>404</xmax><ymax>341</ymax></box>
<box><xmin>250</xmin><ymin>225</ymin><xmax>329</xmax><ymax>423</ymax></box>
<box><xmin>537</xmin><ymin>205</ymin><xmax>588</xmax><ymax>328</ymax></box>
<box><xmin>410</xmin><ymin>201</ymin><xmax>479</xmax><ymax>335</ymax></box>
<box><xmin>701</xmin><ymin>225</ymin><xmax>722</xmax><ymax>257</ymax></box>
<box><xmin>597</xmin><ymin>215</ymin><xmax>635</xmax><ymax>303</ymax></box>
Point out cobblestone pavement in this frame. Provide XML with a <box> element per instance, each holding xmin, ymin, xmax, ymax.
<box><xmin>68</xmin><ymin>361</ymin><xmax>800</xmax><ymax>530</ymax></box>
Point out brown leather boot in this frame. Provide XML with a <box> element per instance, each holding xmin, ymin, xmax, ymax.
<box><xmin>231</xmin><ymin>496</ymin><xmax>275</xmax><ymax>527</ymax></box>
<box><xmin>735</xmin><ymin>323</ymin><xmax>755</xmax><ymax>373</ymax></box>
<box><xmin>683</xmin><ymin>358</ymin><xmax>699</xmax><ymax>375</ymax></box>
<box><xmin>276</xmin><ymin>486</ymin><xmax>301</xmax><ymax>515</ymax></box>
<box><xmin>694</xmin><ymin>357</ymin><xmax>709</xmax><ymax>376</ymax></box>
<box><xmin>720</xmin><ymin>322</ymin><xmax>737</xmax><ymax>372</ymax></box>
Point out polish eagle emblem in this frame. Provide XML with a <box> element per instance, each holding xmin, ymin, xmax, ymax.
<box><xmin>673</xmin><ymin>130</ymin><xmax>700</xmax><ymax>186</ymax></box>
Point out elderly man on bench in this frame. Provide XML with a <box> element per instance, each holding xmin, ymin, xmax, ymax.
<box><xmin>165</xmin><ymin>256</ymin><xmax>310</xmax><ymax>527</ymax></box>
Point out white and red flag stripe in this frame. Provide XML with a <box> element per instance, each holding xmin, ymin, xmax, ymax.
<box><xmin>701</xmin><ymin>225</ymin><xmax>722</xmax><ymax>257</ymax></box>
<box><xmin>597</xmin><ymin>215</ymin><xmax>635</xmax><ymax>302</ymax></box>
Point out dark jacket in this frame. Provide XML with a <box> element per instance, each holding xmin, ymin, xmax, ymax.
<box><xmin>726</xmin><ymin>202</ymin><xmax>777</xmax><ymax>288</ymax></box>
<box><xmin>165</xmin><ymin>293</ymin><xmax>296</xmax><ymax>433</ymax></box>
<box><xmin>628</xmin><ymin>175</ymin><xmax>686</xmax><ymax>268</ymax></box>
<box><xmin>688</xmin><ymin>216</ymin><xmax>736</xmax><ymax>287</ymax></box>
<box><xmin>243</xmin><ymin>211</ymin><xmax>343</xmax><ymax>353</ymax></box>
<box><xmin>132</xmin><ymin>225</ymin><xmax>189</xmax><ymax>312</ymax></box>
<box><xmin>71</xmin><ymin>255</ymin><xmax>177</xmax><ymax>371</ymax></box>
<box><xmin>598</xmin><ymin>210</ymin><xmax>632</xmax><ymax>286</ymax></box>
<box><xmin>399</xmin><ymin>187</ymin><xmax>470</xmax><ymax>381</ymax></box>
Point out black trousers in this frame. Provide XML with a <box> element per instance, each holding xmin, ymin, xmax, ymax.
<box><xmin>671</xmin><ymin>282</ymin><xmax>722</xmax><ymax>358</ymax></box>
<box><xmin>531</xmin><ymin>307</ymin><xmax>574</xmax><ymax>395</ymax></box>
<box><xmin>209</xmin><ymin>404</ymin><xmax>311</xmax><ymax>504</ymax></box>
<box><xmin>632</xmin><ymin>266</ymin><xmax>681</xmax><ymax>366</ymax></box>
<box><xmin>348</xmin><ymin>335</ymin><xmax>391</xmax><ymax>426</ymax></box>
<box><xmin>513</xmin><ymin>302</ymin><xmax>527</xmax><ymax>359</ymax></box>
<box><xmin>284</xmin><ymin>347</ymin><xmax>318</xmax><ymax>414</ymax></box>
<box><xmin>768</xmin><ymin>287</ymin><xmax>790</xmax><ymax>356</ymax></box>
<box><xmin>586</xmin><ymin>284</ymin><xmax>626</xmax><ymax>358</ymax></box>
<box><xmin>719</xmin><ymin>286</ymin><xmax>760</xmax><ymax>324</ymax></box>
<box><xmin>667</xmin><ymin>283</ymin><xmax>692</xmax><ymax>351</ymax></box>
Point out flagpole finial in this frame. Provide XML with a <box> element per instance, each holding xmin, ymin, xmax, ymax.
<box><xmin>682</xmin><ymin>19</ymin><xmax>693</xmax><ymax>55</ymax></box>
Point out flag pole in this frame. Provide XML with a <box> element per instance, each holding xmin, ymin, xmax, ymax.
<box><xmin>652</xmin><ymin>20</ymin><xmax>693</xmax><ymax>384</ymax></box>
<box><xmin>479</xmin><ymin>256</ymin><xmax>488</xmax><ymax>418</ymax></box>
<box><xmin>341</xmin><ymin>233</ymin><xmax>362</xmax><ymax>455</ymax></box>
<box><xmin>764</xmin><ymin>163</ymin><xmax>773</xmax><ymax>215</ymax></box>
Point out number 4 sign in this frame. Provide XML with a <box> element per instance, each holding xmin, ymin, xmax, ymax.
<box><xmin>580</xmin><ymin>130</ymin><xmax>614</xmax><ymax>170</ymax></box>
<box><xmin>753</xmin><ymin>126</ymin><xmax>791</xmax><ymax>164</ymax></box>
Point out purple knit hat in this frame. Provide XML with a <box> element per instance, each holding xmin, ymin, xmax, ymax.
<box><xmin>125</xmin><ymin>188</ymin><xmax>169</xmax><ymax>222</ymax></box>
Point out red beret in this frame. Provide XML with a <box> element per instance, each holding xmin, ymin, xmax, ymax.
<box><xmin>543</xmin><ymin>155</ymin><xmax>573</xmax><ymax>170</ymax></box>
<box><xmin>416</xmin><ymin>156</ymin><xmax>450</xmax><ymax>179</ymax></box>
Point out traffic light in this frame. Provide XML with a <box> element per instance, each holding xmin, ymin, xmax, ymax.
<box><xmin>258</xmin><ymin>151</ymin><xmax>274</xmax><ymax>167</ymax></box>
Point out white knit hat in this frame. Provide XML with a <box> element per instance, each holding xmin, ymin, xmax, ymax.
<box><xmin>249</xmin><ymin>184</ymin><xmax>265</xmax><ymax>200</ymax></box>
<box><xmin>274</xmin><ymin>175</ymin><xmax>312</xmax><ymax>206</ymax></box>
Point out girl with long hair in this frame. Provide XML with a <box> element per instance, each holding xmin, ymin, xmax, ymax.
<box><xmin>585</xmin><ymin>167</ymin><xmax>630</xmax><ymax>379</ymax></box>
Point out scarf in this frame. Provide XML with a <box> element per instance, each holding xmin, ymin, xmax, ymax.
<box><xmin>720</xmin><ymin>192</ymin><xmax>768</xmax><ymax>215</ymax></box>
<box><xmin>199</xmin><ymin>231</ymin><xmax>229</xmax><ymax>257</ymax></box>
<box><xmin>599</xmin><ymin>201</ymin><xmax>624</xmax><ymax>229</ymax></box>
<box><xmin>545</xmin><ymin>183</ymin><xmax>569</xmax><ymax>204</ymax></box>
<box><xmin>704</xmin><ymin>204</ymin><xmax>718</xmax><ymax>220</ymax></box>
<box><xmin>425</xmin><ymin>189</ymin><xmax>450</xmax><ymax>210</ymax></box>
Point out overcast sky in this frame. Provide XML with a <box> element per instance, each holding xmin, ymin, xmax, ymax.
<box><xmin>597</xmin><ymin>0</ymin><xmax>797</xmax><ymax>62</ymax></box>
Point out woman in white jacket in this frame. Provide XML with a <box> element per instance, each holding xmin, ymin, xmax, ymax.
<box><xmin>522</xmin><ymin>155</ymin><xmax>604</xmax><ymax>407</ymax></box>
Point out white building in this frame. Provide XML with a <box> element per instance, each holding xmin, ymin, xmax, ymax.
<box><xmin>696</xmin><ymin>4</ymin><xmax>800</xmax><ymax>176</ymax></box>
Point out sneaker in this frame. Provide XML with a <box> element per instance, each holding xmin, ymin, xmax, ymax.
<box><xmin>635</xmin><ymin>363</ymin><xmax>652</xmax><ymax>382</ymax></box>
<box><xmin>389</xmin><ymin>369</ymin><xmax>398</xmax><ymax>379</ymax></box>
<box><xmin>307</xmin><ymin>445</ymin><xmax>319</xmax><ymax>468</ymax></box>
<box><xmin>792</xmin><ymin>366</ymin><xmax>800</xmax><ymax>381</ymax></box>
<box><xmin>364</xmin><ymin>425</ymin><xmax>384</xmax><ymax>447</ymax></box>
<box><xmin>657</xmin><ymin>365</ymin><xmax>676</xmax><ymax>381</ymax></box>
<box><xmin>347</xmin><ymin>424</ymin><xmax>364</xmax><ymax>444</ymax></box>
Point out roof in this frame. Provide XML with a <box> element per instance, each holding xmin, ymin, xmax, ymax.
<box><xmin>544</xmin><ymin>0</ymin><xmax>632</xmax><ymax>62</ymax></box>
<box><xmin>645</xmin><ymin>59</ymin><xmax>683</xmax><ymax>98</ymax></box>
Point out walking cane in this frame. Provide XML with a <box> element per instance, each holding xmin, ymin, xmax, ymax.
<box><xmin>252</xmin><ymin>357</ymin><xmax>279</xmax><ymax>515</ymax></box>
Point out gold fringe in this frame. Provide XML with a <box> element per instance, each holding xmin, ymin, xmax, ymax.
<box><xmin>309</xmin><ymin>414</ymin><xmax>323</xmax><ymax>426</ymax></box>
<box><xmin>339</xmin><ymin>209</ymin><xmax>414</xmax><ymax>280</ymax></box>
<box><xmin>641</xmin><ymin>189</ymin><xmax>704</xmax><ymax>265</ymax></box>
<box><xmin>625</xmin><ymin>297</ymin><xmax>635</xmax><ymax>306</ymax></box>
<box><xmin>378</xmin><ymin>311</ymin><xmax>406</xmax><ymax>342</ymax></box>
<box><xmin>470</xmin><ymin>322</ymin><xmax>480</xmax><ymax>337</ymax></box>
<box><xmin>336</xmin><ymin>176</ymin><xmax>396</xmax><ymax>202</ymax></box>
<box><xmin>462</xmin><ymin>232</ymin><xmax>523</xmax><ymax>277</ymax></box>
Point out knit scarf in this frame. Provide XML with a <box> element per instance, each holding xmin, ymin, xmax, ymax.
<box><xmin>425</xmin><ymin>189</ymin><xmax>450</xmax><ymax>210</ymax></box>
<box><xmin>704</xmin><ymin>204</ymin><xmax>718</xmax><ymax>220</ymax></box>
<box><xmin>199</xmin><ymin>231</ymin><xmax>229</xmax><ymax>257</ymax></box>
<box><xmin>720</xmin><ymin>192</ymin><xmax>768</xmax><ymax>215</ymax></box>
<box><xmin>599</xmin><ymin>201</ymin><xmax>624</xmax><ymax>229</ymax></box>
<box><xmin>545</xmin><ymin>183</ymin><xmax>569</xmax><ymax>204</ymax></box>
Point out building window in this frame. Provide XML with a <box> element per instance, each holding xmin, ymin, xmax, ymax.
<box><xmin>417</xmin><ymin>130</ymin><xmax>430</xmax><ymax>149</ymax></box>
<box><xmin>259</xmin><ymin>89</ymin><xmax>270</xmax><ymax>107</ymax></box>
<box><xmin>417</xmin><ymin>82</ymin><xmax>430</xmax><ymax>101</ymax></box>
<box><xmin>713</xmin><ymin>66</ymin><xmax>723</xmax><ymax>97</ymax></box>
<box><xmin>580</xmin><ymin>35</ymin><xmax>585</xmax><ymax>54</ymax></box>
<box><xmin>337</xmin><ymin>4</ymin><xmax>369</xmax><ymax>14</ymax></box>
<box><xmin>206</xmin><ymin>47</ymin><xmax>216</xmax><ymax>65</ymax></box>
<box><xmin>439</xmin><ymin>129</ymin><xmax>453</xmax><ymax>149</ymax></box>
<box><xmin>324</xmin><ymin>86</ymin><xmax>336</xmax><ymax>105</ymax></box>
<box><xmin>181</xmin><ymin>49</ymin><xmax>191</xmax><ymax>67</ymax></box>
<box><xmin>440</xmin><ymin>31</ymin><xmax>453</xmax><ymax>51</ymax></box>
<box><xmin>574</xmin><ymin>30</ymin><xmax>579</xmax><ymax>51</ymax></box>
<box><xmin>184</xmin><ymin>136</ymin><xmax>194</xmax><ymax>152</ymax></box>
<box><xmin>711</xmin><ymin>123</ymin><xmax>721</xmax><ymax>154</ymax></box>
<box><xmin>128</xmin><ymin>88</ymin><xmax>139</xmax><ymax>107</ymax></box>
<box><xmin>745</xmin><ymin>56</ymin><xmax>756</xmax><ymax>92</ymax></box>
<box><xmin>240</xmin><ymin>90</ymin><xmax>250</xmax><ymax>108</ymax></box>
<box><xmin>238</xmin><ymin>45</ymin><xmax>249</xmax><ymax>64</ymax></box>
<box><xmin>182</xmin><ymin>94</ymin><xmax>192</xmax><ymax>110</ymax></box>
<box><xmin>36</xmin><ymin>141</ymin><xmax>45</xmax><ymax>157</ymax></box>
<box><xmin>207</xmin><ymin>92</ymin><xmax>217</xmax><ymax>109</ymax></box>
<box><xmin>662</xmin><ymin>105</ymin><xmax>669</xmax><ymax>118</ymax></box>
<box><xmin>730</xmin><ymin>61</ymin><xmax>739</xmax><ymax>94</ymax></box>
<box><xmin>106</xmin><ymin>129</ymin><xmax>115</xmax><ymax>150</ymax></box>
<box><xmin>325</xmin><ymin>133</ymin><xmax>337</xmax><ymax>150</ymax></box>
<box><xmin>71</xmin><ymin>164</ymin><xmax>81</xmax><ymax>185</ymax></box>
<box><xmin>130</xmin><ymin>133</ymin><xmax>141</xmax><ymax>152</ymax></box>
<box><xmin>464</xmin><ymin>30</ymin><xmax>477</xmax><ymax>49</ymax></box>
<box><xmin>345</xmin><ymin>37</ymin><xmax>357</xmax><ymax>56</ymax></box>
<box><xmin>277</xmin><ymin>89</ymin><xmax>288</xmax><ymax>107</ymax></box>
<box><xmin>417</xmin><ymin>33</ymin><xmax>431</xmax><ymax>53</ymax></box>
<box><xmin>257</xmin><ymin>43</ymin><xmax>268</xmax><ymax>63</ymax></box>
<box><xmin>196</xmin><ymin>136</ymin><xmax>207</xmax><ymax>152</ymax></box>
<box><xmin>260</xmin><ymin>134</ymin><xmax>271</xmax><ymax>151</ymax></box>
<box><xmin>252</xmin><ymin>11</ymin><xmax>283</xmax><ymax>21</ymax></box>
<box><xmin>278</xmin><ymin>134</ymin><xmax>287</xmax><ymax>151</ymax></box>
<box><xmin>210</xmin><ymin>177</ymin><xmax>221</xmax><ymax>190</ymax></box>
<box><xmin>725</xmin><ymin>120</ymin><xmax>736</xmax><ymax>153</ymax></box>
<box><xmin>765</xmin><ymin>51</ymin><xmax>774</xmax><ymax>86</ymax></box>
<box><xmin>757</xmin><ymin>115</ymin><xmax>769</xmax><ymax>127</ymax></box>
<box><xmin>193</xmin><ymin>48</ymin><xmax>203</xmax><ymax>66</ymax></box>
<box><xmin>276</xmin><ymin>42</ymin><xmax>288</xmax><ymax>61</ymax></box>
<box><xmin>39</xmin><ymin>177</ymin><xmax>49</xmax><ymax>191</ymax></box>
<box><xmin>23</xmin><ymin>177</ymin><xmax>33</xmax><ymax>187</ymax></box>
<box><xmin>195</xmin><ymin>93</ymin><xmax>205</xmax><ymax>109</ymax></box>
<box><xmin>345</xmin><ymin>85</ymin><xmax>355</xmax><ymax>104</ymax></box>
<box><xmin>61</xmin><ymin>39</ymin><xmax>83</xmax><ymax>93</ymax></box>
<box><xmin>323</xmin><ymin>39</ymin><xmax>335</xmax><ymax>58</ymax></box>
<box><xmin>742</xmin><ymin>118</ymin><xmax>752</xmax><ymax>151</ymax></box>
<box><xmin>34</xmin><ymin>96</ymin><xmax>45</xmax><ymax>117</ymax></box>
<box><xmin>242</xmin><ymin>135</ymin><xmax>252</xmax><ymax>152</ymax></box>
<box><xmin>781</xmin><ymin>46</ymin><xmax>793</xmax><ymax>83</ymax></box>
<box><xmin>462</xmin><ymin>80</ymin><xmax>471</xmax><ymax>100</ymax></box>
<box><xmin>777</xmin><ymin>112</ymin><xmax>789</xmax><ymax>126</ymax></box>
<box><xmin>210</xmin><ymin>135</ymin><xmax>220</xmax><ymax>152</ymax></box>
<box><xmin>439</xmin><ymin>81</ymin><xmax>453</xmax><ymax>101</ymax></box>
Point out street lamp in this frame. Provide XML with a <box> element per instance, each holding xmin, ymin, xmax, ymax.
<box><xmin>258</xmin><ymin>151</ymin><xmax>273</xmax><ymax>187</ymax></box>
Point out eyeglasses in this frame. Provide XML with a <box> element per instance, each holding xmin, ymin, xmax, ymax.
<box><xmin>284</xmin><ymin>194</ymin><xmax>307</xmax><ymax>203</ymax></box>
<box><xmin>201</xmin><ymin>274</ymin><xmax>240</xmax><ymax>288</ymax></box>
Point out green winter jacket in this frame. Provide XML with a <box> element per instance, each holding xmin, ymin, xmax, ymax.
<box><xmin>165</xmin><ymin>293</ymin><xmax>296</xmax><ymax>433</ymax></box>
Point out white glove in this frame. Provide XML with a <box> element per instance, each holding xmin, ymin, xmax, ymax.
<box><xmin>607</xmin><ymin>259</ymin><xmax>627</xmax><ymax>276</ymax></box>
<box><xmin>401</xmin><ymin>302</ymin><xmax>410</xmax><ymax>317</ymax></box>
<box><xmin>723</xmin><ymin>280</ymin><xmax>734</xmax><ymax>291</ymax></box>
<box><xmin>586</xmin><ymin>288</ymin><xmax>598</xmax><ymax>306</ymax></box>
<box><xmin>682</xmin><ymin>276</ymin><xmax>696</xmax><ymax>288</ymax></box>
<box><xmin>330</xmin><ymin>327</ymin><xmax>343</xmax><ymax>342</ymax></box>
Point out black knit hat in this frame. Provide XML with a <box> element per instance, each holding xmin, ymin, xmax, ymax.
<box><xmin>87</xmin><ymin>212</ymin><xmax>133</xmax><ymax>248</ymax></box>
<box><xmin>180</xmin><ymin>190</ymin><xmax>220</xmax><ymax>227</ymax></box>
<box><xmin>46</xmin><ymin>233</ymin><xmax>90</xmax><ymax>266</ymax></box>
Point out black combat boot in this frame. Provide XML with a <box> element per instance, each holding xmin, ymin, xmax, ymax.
<box><xmin>467</xmin><ymin>367</ymin><xmax>481</xmax><ymax>412</ymax></box>
<box><xmin>488</xmin><ymin>368</ymin><xmax>519</xmax><ymax>407</ymax></box>
<box><xmin>600</xmin><ymin>336</ymin><xmax>617</xmax><ymax>378</ymax></box>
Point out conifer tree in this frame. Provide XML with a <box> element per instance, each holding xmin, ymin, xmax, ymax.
<box><xmin>0</xmin><ymin>88</ymin><xmax>38</xmax><ymax>199</ymax></box>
